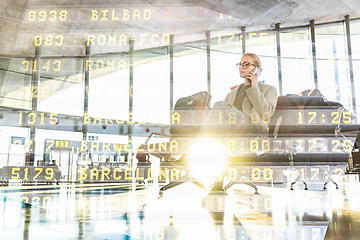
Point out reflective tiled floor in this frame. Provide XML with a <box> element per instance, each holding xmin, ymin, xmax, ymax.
<box><xmin>1</xmin><ymin>178</ymin><xmax>360</xmax><ymax>240</ymax></box>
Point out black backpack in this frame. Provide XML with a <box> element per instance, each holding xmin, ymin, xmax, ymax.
<box><xmin>170</xmin><ymin>91</ymin><xmax>212</xmax><ymax>136</ymax></box>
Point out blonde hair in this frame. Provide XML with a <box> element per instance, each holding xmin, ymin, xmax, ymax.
<box><xmin>243</xmin><ymin>53</ymin><xmax>262</xmax><ymax>69</ymax></box>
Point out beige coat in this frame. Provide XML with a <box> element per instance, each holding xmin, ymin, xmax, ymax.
<box><xmin>224</xmin><ymin>82</ymin><xmax>278</xmax><ymax>132</ymax></box>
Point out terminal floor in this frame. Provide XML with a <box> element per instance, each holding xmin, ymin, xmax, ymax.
<box><xmin>1</xmin><ymin>180</ymin><xmax>360</xmax><ymax>240</ymax></box>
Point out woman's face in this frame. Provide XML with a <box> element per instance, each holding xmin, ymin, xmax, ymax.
<box><xmin>238</xmin><ymin>55</ymin><xmax>257</xmax><ymax>79</ymax></box>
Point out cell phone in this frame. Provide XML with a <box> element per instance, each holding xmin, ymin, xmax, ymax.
<box><xmin>253</xmin><ymin>67</ymin><xmax>261</xmax><ymax>77</ymax></box>
<box><xmin>247</xmin><ymin>67</ymin><xmax>261</xmax><ymax>84</ymax></box>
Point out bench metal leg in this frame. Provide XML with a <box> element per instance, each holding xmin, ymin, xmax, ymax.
<box><xmin>159</xmin><ymin>175</ymin><xmax>206</xmax><ymax>196</ymax></box>
<box><xmin>290</xmin><ymin>181</ymin><xmax>308</xmax><ymax>191</ymax></box>
<box><xmin>323</xmin><ymin>181</ymin><xmax>339</xmax><ymax>190</ymax></box>
<box><xmin>241</xmin><ymin>176</ymin><xmax>259</xmax><ymax>194</ymax></box>
<box><xmin>224</xmin><ymin>175</ymin><xmax>259</xmax><ymax>194</ymax></box>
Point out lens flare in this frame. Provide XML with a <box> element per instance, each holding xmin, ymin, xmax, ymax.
<box><xmin>187</xmin><ymin>138</ymin><xmax>229</xmax><ymax>190</ymax></box>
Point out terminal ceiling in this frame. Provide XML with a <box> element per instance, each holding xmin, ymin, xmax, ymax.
<box><xmin>0</xmin><ymin>0</ymin><xmax>360</xmax><ymax>108</ymax></box>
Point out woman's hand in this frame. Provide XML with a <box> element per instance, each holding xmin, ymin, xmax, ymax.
<box><xmin>247</xmin><ymin>71</ymin><xmax>259</xmax><ymax>87</ymax></box>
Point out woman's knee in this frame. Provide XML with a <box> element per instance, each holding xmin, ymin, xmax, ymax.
<box><xmin>213</xmin><ymin>101</ymin><xmax>227</xmax><ymax>109</ymax></box>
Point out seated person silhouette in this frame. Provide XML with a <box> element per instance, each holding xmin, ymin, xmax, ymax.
<box><xmin>200</xmin><ymin>53</ymin><xmax>278</xmax><ymax>136</ymax></box>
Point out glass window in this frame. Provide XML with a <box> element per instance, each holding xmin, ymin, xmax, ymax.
<box><xmin>246</xmin><ymin>31</ymin><xmax>278</xmax><ymax>92</ymax></box>
<box><xmin>211</xmin><ymin>30</ymin><xmax>278</xmax><ymax>101</ymax></box>
<box><xmin>0</xmin><ymin>126</ymin><xmax>29</xmax><ymax>168</ymax></box>
<box><xmin>87</xmin><ymin>55</ymin><xmax>129</xmax><ymax>120</ymax></box>
<box><xmin>133</xmin><ymin>48</ymin><xmax>170</xmax><ymax>124</ymax></box>
<box><xmin>280</xmin><ymin>28</ymin><xmax>314</xmax><ymax>95</ymax></box>
<box><xmin>316</xmin><ymin>23</ymin><xmax>352</xmax><ymax>110</ymax></box>
<box><xmin>34</xmin><ymin>129</ymin><xmax>82</xmax><ymax>162</ymax></box>
<box><xmin>34</xmin><ymin>129</ymin><xmax>82</xmax><ymax>180</ymax></box>
<box><xmin>37</xmin><ymin>58</ymin><xmax>84</xmax><ymax>116</ymax></box>
<box><xmin>210</xmin><ymin>31</ymin><xmax>243</xmax><ymax>103</ymax></box>
<box><xmin>79</xmin><ymin>132</ymin><xmax>129</xmax><ymax>165</ymax></box>
<box><xmin>173</xmin><ymin>41</ymin><xmax>208</xmax><ymax>103</ymax></box>
<box><xmin>350</xmin><ymin>19</ymin><xmax>360</xmax><ymax>118</ymax></box>
<box><xmin>0</xmin><ymin>58</ymin><xmax>32</xmax><ymax>109</ymax></box>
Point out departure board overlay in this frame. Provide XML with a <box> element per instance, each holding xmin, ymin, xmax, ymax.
<box><xmin>6</xmin><ymin>4</ymin><xmax>272</xmax><ymax>55</ymax></box>
<box><xmin>1</xmin><ymin>1</ymin><xmax>359</xmax><ymax>189</ymax></box>
<box><xmin>1</xmin><ymin>164</ymin><xmax>347</xmax><ymax>184</ymax></box>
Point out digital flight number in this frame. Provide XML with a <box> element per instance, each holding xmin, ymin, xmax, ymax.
<box><xmin>21</xmin><ymin>59</ymin><xmax>61</xmax><ymax>72</ymax></box>
<box><xmin>43</xmin><ymin>139</ymin><xmax>131</xmax><ymax>153</ymax></box>
<box><xmin>34</xmin><ymin>35</ymin><xmax>64</xmax><ymax>46</ymax></box>
<box><xmin>21</xmin><ymin>196</ymin><xmax>52</xmax><ymax>208</ymax></box>
<box><xmin>18</xmin><ymin>112</ymin><xmax>58</xmax><ymax>125</ymax></box>
<box><xmin>331</xmin><ymin>139</ymin><xmax>352</xmax><ymax>153</ymax></box>
<box><xmin>251</xmin><ymin>167</ymin><xmax>273</xmax><ymax>181</ymax></box>
<box><xmin>298</xmin><ymin>111</ymin><xmax>352</xmax><ymax>124</ymax></box>
<box><xmin>227</xmin><ymin>139</ymin><xmax>271</xmax><ymax>153</ymax></box>
<box><xmin>27</xmin><ymin>10</ymin><xmax>68</xmax><ymax>21</ymax></box>
<box><xmin>172</xmin><ymin>110</ymin><xmax>354</xmax><ymax>126</ymax></box>
<box><xmin>20</xmin><ymin>85</ymin><xmax>62</xmax><ymax>100</ymax></box>
<box><xmin>228</xmin><ymin>166</ymin><xmax>345</xmax><ymax>184</ymax></box>
<box><xmin>11</xmin><ymin>167</ymin><xmax>54</xmax><ymax>181</ymax></box>
<box><xmin>217</xmin><ymin>32</ymin><xmax>269</xmax><ymax>45</ymax></box>
<box><xmin>219</xmin><ymin>111</ymin><xmax>271</xmax><ymax>124</ymax></box>
<box><xmin>171</xmin><ymin>111</ymin><xmax>271</xmax><ymax>125</ymax></box>
<box><xmin>141</xmin><ymin>138</ymin><xmax>354</xmax><ymax>154</ymax></box>
<box><xmin>45</xmin><ymin>140</ymin><xmax>69</xmax><ymax>152</ymax></box>
<box><xmin>294</xmin><ymin>167</ymin><xmax>344</xmax><ymax>182</ymax></box>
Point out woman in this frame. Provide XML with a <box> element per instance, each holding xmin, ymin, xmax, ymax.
<box><xmin>202</xmin><ymin>53</ymin><xmax>278</xmax><ymax>135</ymax></box>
